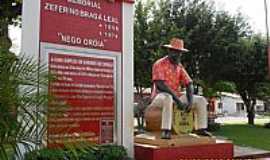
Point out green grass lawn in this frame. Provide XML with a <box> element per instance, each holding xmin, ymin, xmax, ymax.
<box><xmin>212</xmin><ymin>119</ymin><xmax>270</xmax><ymax>151</ymax></box>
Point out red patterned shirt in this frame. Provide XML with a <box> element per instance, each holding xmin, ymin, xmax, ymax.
<box><xmin>151</xmin><ymin>56</ymin><xmax>192</xmax><ymax>99</ymax></box>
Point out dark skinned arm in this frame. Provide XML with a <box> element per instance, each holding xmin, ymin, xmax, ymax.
<box><xmin>185</xmin><ymin>82</ymin><xmax>194</xmax><ymax>112</ymax></box>
<box><xmin>154</xmin><ymin>80</ymin><xmax>186</xmax><ymax>110</ymax></box>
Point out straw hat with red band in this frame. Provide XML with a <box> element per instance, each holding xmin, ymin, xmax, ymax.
<box><xmin>162</xmin><ymin>38</ymin><xmax>189</xmax><ymax>53</ymax></box>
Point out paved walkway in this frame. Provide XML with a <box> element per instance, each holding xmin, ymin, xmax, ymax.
<box><xmin>234</xmin><ymin>145</ymin><xmax>270</xmax><ymax>158</ymax></box>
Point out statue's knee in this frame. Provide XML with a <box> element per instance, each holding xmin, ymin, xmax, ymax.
<box><xmin>162</xmin><ymin>93</ymin><xmax>173</xmax><ymax>102</ymax></box>
<box><xmin>196</xmin><ymin>96</ymin><xmax>207</xmax><ymax>104</ymax></box>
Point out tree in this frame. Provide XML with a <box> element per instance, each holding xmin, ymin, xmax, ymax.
<box><xmin>229</xmin><ymin>36</ymin><xmax>268</xmax><ymax>125</ymax></box>
<box><xmin>134</xmin><ymin>0</ymin><xmax>154</xmax><ymax>96</ymax></box>
<box><xmin>0</xmin><ymin>0</ymin><xmax>22</xmax><ymax>50</ymax></box>
<box><xmin>257</xmin><ymin>82</ymin><xmax>270</xmax><ymax>103</ymax></box>
<box><xmin>205</xmin><ymin>32</ymin><xmax>268</xmax><ymax>125</ymax></box>
<box><xmin>171</xmin><ymin>0</ymin><xmax>269</xmax><ymax>125</ymax></box>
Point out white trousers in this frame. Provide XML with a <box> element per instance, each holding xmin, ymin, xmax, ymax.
<box><xmin>149</xmin><ymin>92</ymin><xmax>208</xmax><ymax>130</ymax></box>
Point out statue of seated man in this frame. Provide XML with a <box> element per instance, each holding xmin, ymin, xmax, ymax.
<box><xmin>149</xmin><ymin>38</ymin><xmax>211</xmax><ymax>139</ymax></box>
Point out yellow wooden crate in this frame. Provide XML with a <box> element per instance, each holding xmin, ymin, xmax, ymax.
<box><xmin>172</xmin><ymin>107</ymin><xmax>194</xmax><ymax>134</ymax></box>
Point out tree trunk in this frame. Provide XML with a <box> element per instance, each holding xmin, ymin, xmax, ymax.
<box><xmin>247</xmin><ymin>110</ymin><xmax>255</xmax><ymax>125</ymax></box>
<box><xmin>246</xmin><ymin>99</ymin><xmax>256</xmax><ymax>125</ymax></box>
<box><xmin>239</xmin><ymin>91</ymin><xmax>256</xmax><ymax>125</ymax></box>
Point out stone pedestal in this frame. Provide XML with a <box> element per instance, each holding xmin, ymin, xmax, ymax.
<box><xmin>135</xmin><ymin>133</ymin><xmax>233</xmax><ymax>160</ymax></box>
<box><xmin>135</xmin><ymin>132</ymin><xmax>215</xmax><ymax>148</ymax></box>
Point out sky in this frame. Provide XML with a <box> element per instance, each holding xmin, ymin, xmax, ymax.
<box><xmin>9</xmin><ymin>25</ymin><xmax>21</xmax><ymax>55</ymax></box>
<box><xmin>212</xmin><ymin>0</ymin><xmax>266</xmax><ymax>34</ymax></box>
<box><xmin>8</xmin><ymin>0</ymin><xmax>269</xmax><ymax>55</ymax></box>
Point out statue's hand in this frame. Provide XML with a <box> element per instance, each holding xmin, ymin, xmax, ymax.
<box><xmin>175</xmin><ymin>100</ymin><xmax>185</xmax><ymax>110</ymax></box>
<box><xmin>176</xmin><ymin>104</ymin><xmax>183</xmax><ymax>110</ymax></box>
<box><xmin>184</xmin><ymin>103</ymin><xmax>192</xmax><ymax>113</ymax></box>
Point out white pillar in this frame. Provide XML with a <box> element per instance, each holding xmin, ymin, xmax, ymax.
<box><xmin>21</xmin><ymin>0</ymin><xmax>40</xmax><ymax>59</ymax></box>
<box><xmin>122</xmin><ymin>2</ymin><xmax>134</xmax><ymax>156</ymax></box>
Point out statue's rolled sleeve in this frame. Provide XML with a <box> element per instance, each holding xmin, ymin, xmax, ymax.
<box><xmin>179</xmin><ymin>67</ymin><xmax>192</xmax><ymax>86</ymax></box>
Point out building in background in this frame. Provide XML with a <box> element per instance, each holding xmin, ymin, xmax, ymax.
<box><xmin>215</xmin><ymin>92</ymin><xmax>265</xmax><ymax>116</ymax></box>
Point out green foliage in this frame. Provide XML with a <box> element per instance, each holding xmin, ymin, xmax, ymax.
<box><xmin>256</xmin><ymin>82</ymin><xmax>270</xmax><ymax>103</ymax></box>
<box><xmin>196</xmin><ymin>80</ymin><xmax>236</xmax><ymax>98</ymax></box>
<box><xmin>24</xmin><ymin>144</ymin><xmax>129</xmax><ymax>160</ymax></box>
<box><xmin>226</xmin><ymin>36</ymin><xmax>268</xmax><ymax>124</ymax></box>
<box><xmin>0</xmin><ymin>48</ymin><xmax>49</xmax><ymax>159</ymax></box>
<box><xmin>0</xmin><ymin>0</ymin><xmax>22</xmax><ymax>24</ymax></box>
<box><xmin>24</xmin><ymin>148</ymin><xmax>66</xmax><ymax>160</ymax></box>
<box><xmin>98</xmin><ymin>145</ymin><xmax>128</xmax><ymax>160</ymax></box>
<box><xmin>213</xmin><ymin>81</ymin><xmax>236</xmax><ymax>93</ymax></box>
<box><xmin>134</xmin><ymin>0</ymin><xmax>154</xmax><ymax>93</ymax></box>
